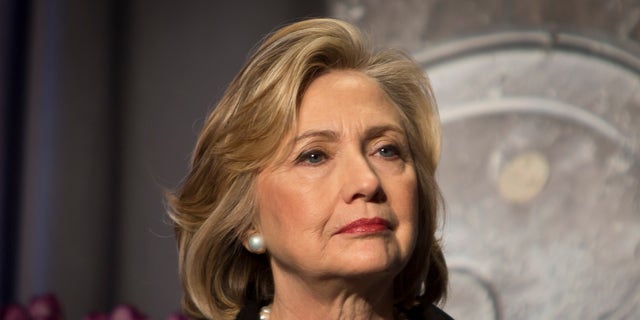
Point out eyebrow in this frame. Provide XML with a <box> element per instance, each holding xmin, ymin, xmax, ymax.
<box><xmin>363</xmin><ymin>124</ymin><xmax>405</xmax><ymax>140</ymax></box>
<box><xmin>294</xmin><ymin>130</ymin><xmax>339</xmax><ymax>143</ymax></box>
<box><xmin>293</xmin><ymin>125</ymin><xmax>405</xmax><ymax>143</ymax></box>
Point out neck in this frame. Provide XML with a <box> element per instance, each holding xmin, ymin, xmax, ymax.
<box><xmin>269</xmin><ymin>294</ymin><xmax>395</xmax><ymax>320</ymax></box>
<box><xmin>268</xmin><ymin>268</ymin><xmax>396</xmax><ymax>320</ymax></box>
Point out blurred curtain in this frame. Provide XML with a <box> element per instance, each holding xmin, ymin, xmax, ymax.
<box><xmin>1</xmin><ymin>0</ymin><xmax>123</xmax><ymax>315</ymax></box>
<box><xmin>1</xmin><ymin>0</ymin><xmax>326</xmax><ymax>318</ymax></box>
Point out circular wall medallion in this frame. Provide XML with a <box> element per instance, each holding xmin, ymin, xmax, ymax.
<box><xmin>421</xmin><ymin>32</ymin><xmax>640</xmax><ymax>319</ymax></box>
<box><xmin>497</xmin><ymin>151</ymin><xmax>549</xmax><ymax>204</ymax></box>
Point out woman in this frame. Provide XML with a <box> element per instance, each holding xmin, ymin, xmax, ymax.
<box><xmin>168</xmin><ymin>18</ymin><xmax>451</xmax><ymax>320</ymax></box>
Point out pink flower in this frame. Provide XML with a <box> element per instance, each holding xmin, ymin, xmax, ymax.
<box><xmin>1</xmin><ymin>304</ymin><xmax>29</xmax><ymax>320</ymax></box>
<box><xmin>1</xmin><ymin>293</ymin><xmax>186</xmax><ymax>320</ymax></box>
<box><xmin>110</xmin><ymin>305</ymin><xmax>146</xmax><ymax>320</ymax></box>
<box><xmin>28</xmin><ymin>294</ymin><xmax>62</xmax><ymax>320</ymax></box>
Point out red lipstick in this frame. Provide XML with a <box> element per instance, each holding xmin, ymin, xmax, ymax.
<box><xmin>335</xmin><ymin>217</ymin><xmax>391</xmax><ymax>235</ymax></box>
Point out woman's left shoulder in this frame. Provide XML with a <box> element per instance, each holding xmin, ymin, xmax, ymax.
<box><xmin>423</xmin><ymin>304</ymin><xmax>454</xmax><ymax>320</ymax></box>
<box><xmin>403</xmin><ymin>303</ymin><xmax>454</xmax><ymax>320</ymax></box>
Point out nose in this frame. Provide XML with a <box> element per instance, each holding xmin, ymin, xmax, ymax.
<box><xmin>339</xmin><ymin>152</ymin><xmax>386</xmax><ymax>203</ymax></box>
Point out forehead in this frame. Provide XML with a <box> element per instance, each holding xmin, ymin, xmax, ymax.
<box><xmin>264</xmin><ymin>70</ymin><xmax>408</xmax><ymax>167</ymax></box>
<box><xmin>297</xmin><ymin>70</ymin><xmax>402</xmax><ymax>130</ymax></box>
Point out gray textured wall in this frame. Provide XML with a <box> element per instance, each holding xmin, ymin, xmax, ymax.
<box><xmin>330</xmin><ymin>0</ymin><xmax>640</xmax><ymax>319</ymax></box>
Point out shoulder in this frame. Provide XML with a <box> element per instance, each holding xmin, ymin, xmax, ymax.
<box><xmin>404</xmin><ymin>303</ymin><xmax>454</xmax><ymax>320</ymax></box>
<box><xmin>424</xmin><ymin>304</ymin><xmax>454</xmax><ymax>320</ymax></box>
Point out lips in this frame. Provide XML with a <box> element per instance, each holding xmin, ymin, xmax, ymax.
<box><xmin>335</xmin><ymin>217</ymin><xmax>391</xmax><ymax>235</ymax></box>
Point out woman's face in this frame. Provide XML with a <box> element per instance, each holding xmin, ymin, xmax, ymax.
<box><xmin>255</xmin><ymin>70</ymin><xmax>418</xmax><ymax>286</ymax></box>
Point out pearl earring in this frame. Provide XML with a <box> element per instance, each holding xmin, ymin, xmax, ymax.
<box><xmin>247</xmin><ymin>233</ymin><xmax>266</xmax><ymax>254</ymax></box>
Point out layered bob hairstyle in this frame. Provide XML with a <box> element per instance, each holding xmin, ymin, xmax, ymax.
<box><xmin>168</xmin><ymin>18</ymin><xmax>447</xmax><ymax>320</ymax></box>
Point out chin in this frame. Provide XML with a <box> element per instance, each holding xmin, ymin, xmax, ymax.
<box><xmin>338</xmin><ymin>248</ymin><xmax>406</xmax><ymax>278</ymax></box>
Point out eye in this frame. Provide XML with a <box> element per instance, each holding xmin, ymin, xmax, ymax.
<box><xmin>377</xmin><ymin>145</ymin><xmax>400</xmax><ymax>159</ymax></box>
<box><xmin>296</xmin><ymin>150</ymin><xmax>327</xmax><ymax>165</ymax></box>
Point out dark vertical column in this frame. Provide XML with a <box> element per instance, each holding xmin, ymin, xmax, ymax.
<box><xmin>16</xmin><ymin>0</ymin><xmax>64</xmax><ymax>304</ymax></box>
<box><xmin>0</xmin><ymin>0</ymin><xmax>30</xmax><ymax>305</ymax></box>
<box><xmin>103</xmin><ymin>0</ymin><xmax>128</xmax><ymax>310</ymax></box>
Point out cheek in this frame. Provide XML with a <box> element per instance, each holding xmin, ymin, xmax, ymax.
<box><xmin>394</xmin><ymin>170</ymin><xmax>420</xmax><ymax>242</ymax></box>
<box><xmin>256</xmin><ymin>178</ymin><xmax>292</xmax><ymax>232</ymax></box>
<box><xmin>405</xmin><ymin>194</ymin><xmax>419</xmax><ymax>239</ymax></box>
<box><xmin>256</xmin><ymin>173</ymin><xmax>328</xmax><ymax>237</ymax></box>
<box><xmin>390</xmin><ymin>165</ymin><xmax>418</xmax><ymax>207</ymax></box>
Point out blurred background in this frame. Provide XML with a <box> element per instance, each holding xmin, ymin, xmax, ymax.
<box><xmin>1</xmin><ymin>0</ymin><xmax>638</xmax><ymax>319</ymax></box>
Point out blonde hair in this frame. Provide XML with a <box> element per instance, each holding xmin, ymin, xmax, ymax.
<box><xmin>167</xmin><ymin>18</ymin><xmax>447</xmax><ymax>320</ymax></box>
